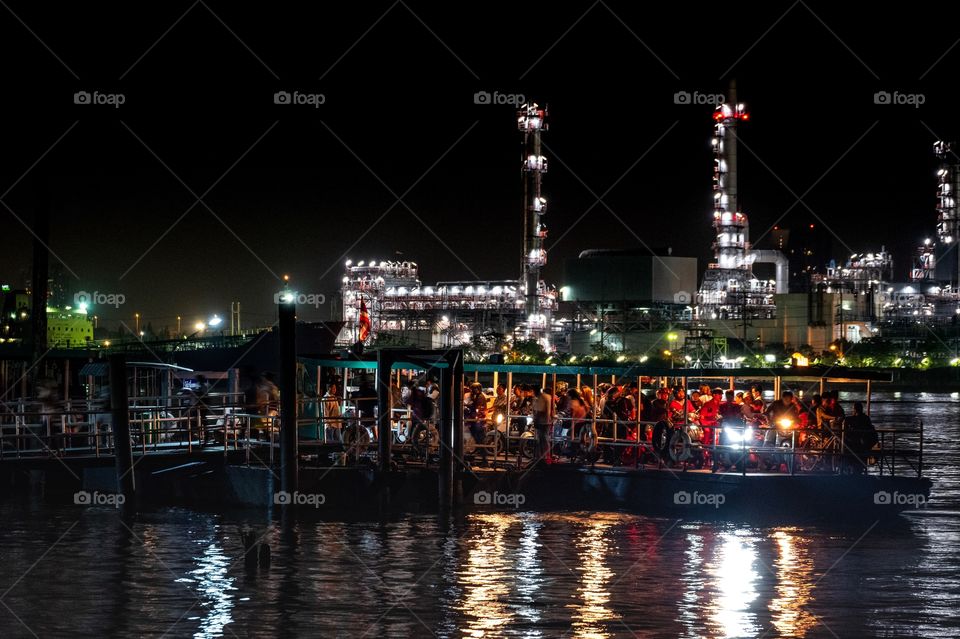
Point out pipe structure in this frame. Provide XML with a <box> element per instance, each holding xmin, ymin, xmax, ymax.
<box><xmin>747</xmin><ymin>250</ymin><xmax>790</xmax><ymax>294</ymax></box>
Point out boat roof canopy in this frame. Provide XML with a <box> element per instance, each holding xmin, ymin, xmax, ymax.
<box><xmin>303</xmin><ymin>357</ymin><xmax>891</xmax><ymax>383</ymax></box>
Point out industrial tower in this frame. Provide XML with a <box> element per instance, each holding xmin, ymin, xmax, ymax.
<box><xmin>698</xmin><ymin>82</ymin><xmax>779</xmax><ymax>320</ymax></box>
<box><xmin>934</xmin><ymin>141</ymin><xmax>960</xmax><ymax>287</ymax></box>
<box><xmin>519</xmin><ymin>103</ymin><xmax>548</xmax><ymax>323</ymax></box>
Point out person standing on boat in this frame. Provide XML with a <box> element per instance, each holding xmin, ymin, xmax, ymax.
<box><xmin>698</xmin><ymin>388</ymin><xmax>722</xmax><ymax>448</ymax></box>
<box><xmin>532</xmin><ymin>386</ymin><xmax>555</xmax><ymax>465</ymax></box>
<box><xmin>322</xmin><ymin>383</ymin><xmax>342</xmax><ymax>443</ymax></box>
<box><xmin>763</xmin><ymin>390</ymin><xmax>800</xmax><ymax>471</ymax></box>
<box><xmin>844</xmin><ymin>401</ymin><xmax>878</xmax><ymax>472</ymax></box>
<box><xmin>425</xmin><ymin>378</ymin><xmax>441</xmax><ymax>421</ymax></box>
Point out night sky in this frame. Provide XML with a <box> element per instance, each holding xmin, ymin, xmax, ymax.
<box><xmin>1</xmin><ymin>1</ymin><xmax>958</xmax><ymax>331</ymax></box>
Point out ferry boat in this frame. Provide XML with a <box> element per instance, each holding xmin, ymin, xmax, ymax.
<box><xmin>296</xmin><ymin>355</ymin><xmax>932</xmax><ymax>520</ymax></box>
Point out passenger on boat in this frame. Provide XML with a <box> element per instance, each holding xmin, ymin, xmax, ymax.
<box><xmin>425</xmin><ymin>378</ymin><xmax>441</xmax><ymax>419</ymax></box>
<box><xmin>698</xmin><ymin>388</ymin><xmax>723</xmax><ymax>447</ymax></box>
<box><xmin>568</xmin><ymin>388</ymin><xmax>589</xmax><ymax>439</ymax></box>
<box><xmin>735</xmin><ymin>391</ymin><xmax>745</xmax><ymax>405</ymax></box>
<box><xmin>322</xmin><ymin>383</ymin><xmax>343</xmax><ymax>443</ymax></box>
<box><xmin>464</xmin><ymin>383</ymin><xmax>488</xmax><ymax>447</ymax></box>
<box><xmin>669</xmin><ymin>388</ymin><xmax>696</xmax><ymax>423</ymax></box>
<box><xmin>816</xmin><ymin>390</ymin><xmax>844</xmax><ymax>432</ymax></box>
<box><xmin>649</xmin><ymin>387</ymin><xmax>672</xmax><ymax>459</ymax></box>
<box><xmin>844</xmin><ymin>401</ymin><xmax>879</xmax><ymax>473</ymax></box>
<box><xmin>717</xmin><ymin>389</ymin><xmax>748</xmax><ymax>470</ymax></box>
<box><xmin>532</xmin><ymin>386</ymin><xmax>555</xmax><ymax>464</ymax></box>
<box><xmin>763</xmin><ymin>390</ymin><xmax>800</xmax><ymax>471</ymax></box>
<box><xmin>492</xmin><ymin>384</ymin><xmax>509</xmax><ymax>423</ymax></box>
<box><xmin>690</xmin><ymin>389</ymin><xmax>702</xmax><ymax>409</ymax></box>
<box><xmin>580</xmin><ymin>385</ymin><xmax>594</xmax><ymax>414</ymax></box>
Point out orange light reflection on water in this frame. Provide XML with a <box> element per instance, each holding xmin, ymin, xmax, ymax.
<box><xmin>769</xmin><ymin>530</ymin><xmax>817</xmax><ymax>638</ymax></box>
<box><xmin>568</xmin><ymin>517</ymin><xmax>620</xmax><ymax>639</ymax></box>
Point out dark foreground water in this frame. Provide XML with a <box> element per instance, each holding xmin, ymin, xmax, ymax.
<box><xmin>1</xmin><ymin>392</ymin><xmax>958</xmax><ymax>638</ymax></box>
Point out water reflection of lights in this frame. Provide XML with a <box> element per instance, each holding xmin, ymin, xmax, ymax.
<box><xmin>707</xmin><ymin>532</ymin><xmax>760</xmax><ymax>639</ymax></box>
<box><xmin>678</xmin><ymin>531</ymin><xmax>705</xmax><ymax>634</ymax></box>
<box><xmin>177</xmin><ymin>542</ymin><xmax>236</xmax><ymax>638</ymax></box>
<box><xmin>514</xmin><ymin>515</ymin><xmax>543</xmax><ymax>627</ymax></box>
<box><xmin>769</xmin><ymin>530</ymin><xmax>816</xmax><ymax>638</ymax></box>
<box><xmin>569</xmin><ymin>518</ymin><xmax>619</xmax><ymax>639</ymax></box>
<box><xmin>459</xmin><ymin>514</ymin><xmax>515</xmax><ymax>637</ymax></box>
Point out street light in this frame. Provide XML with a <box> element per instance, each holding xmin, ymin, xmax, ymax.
<box><xmin>209</xmin><ymin>314</ymin><xmax>223</xmax><ymax>328</ymax></box>
<box><xmin>195</xmin><ymin>321</ymin><xmax>206</xmax><ymax>332</ymax></box>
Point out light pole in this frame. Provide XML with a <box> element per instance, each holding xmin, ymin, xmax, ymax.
<box><xmin>176</xmin><ymin>315</ymin><xmax>181</xmax><ymax>337</ymax></box>
<box><xmin>134</xmin><ymin>312</ymin><xmax>140</xmax><ymax>335</ymax></box>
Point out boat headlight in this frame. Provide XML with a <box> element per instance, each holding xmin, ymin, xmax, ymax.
<box><xmin>724</xmin><ymin>427</ymin><xmax>744</xmax><ymax>442</ymax></box>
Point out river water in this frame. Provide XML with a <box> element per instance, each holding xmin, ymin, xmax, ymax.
<box><xmin>1</xmin><ymin>392</ymin><xmax>958</xmax><ymax>638</ymax></box>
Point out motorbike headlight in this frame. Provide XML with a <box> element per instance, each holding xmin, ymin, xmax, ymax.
<box><xmin>496</xmin><ymin>414</ymin><xmax>503</xmax><ymax>424</ymax></box>
<box><xmin>744</xmin><ymin>427</ymin><xmax>753</xmax><ymax>440</ymax></box>
<box><xmin>777</xmin><ymin>418</ymin><xmax>794</xmax><ymax>429</ymax></box>
<box><xmin>526</xmin><ymin>416</ymin><xmax>533</xmax><ymax>426</ymax></box>
<box><xmin>723</xmin><ymin>427</ymin><xmax>743</xmax><ymax>442</ymax></box>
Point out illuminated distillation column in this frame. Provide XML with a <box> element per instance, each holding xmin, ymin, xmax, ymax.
<box><xmin>711</xmin><ymin>85</ymin><xmax>750</xmax><ymax>273</ymax></box>
<box><xmin>519</xmin><ymin>103</ymin><xmax>548</xmax><ymax>317</ymax></box>
<box><xmin>935</xmin><ymin>141</ymin><xmax>958</xmax><ymax>245</ymax></box>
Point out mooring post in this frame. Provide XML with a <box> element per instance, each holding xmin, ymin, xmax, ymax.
<box><xmin>451</xmin><ymin>351</ymin><xmax>464</xmax><ymax>505</ymax></box>
<box><xmin>109</xmin><ymin>354</ymin><xmax>135</xmax><ymax>502</ymax></box>
<box><xmin>376</xmin><ymin>351</ymin><xmax>393</xmax><ymax>474</ymax></box>
<box><xmin>438</xmin><ymin>366</ymin><xmax>453</xmax><ymax>508</ymax></box>
<box><xmin>279</xmin><ymin>297</ymin><xmax>298</xmax><ymax>497</ymax></box>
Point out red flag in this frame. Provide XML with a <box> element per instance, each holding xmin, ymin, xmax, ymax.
<box><xmin>358</xmin><ymin>298</ymin><xmax>371</xmax><ymax>342</ymax></box>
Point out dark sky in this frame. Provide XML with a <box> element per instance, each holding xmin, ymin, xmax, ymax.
<box><xmin>1</xmin><ymin>1</ymin><xmax>958</xmax><ymax>330</ymax></box>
